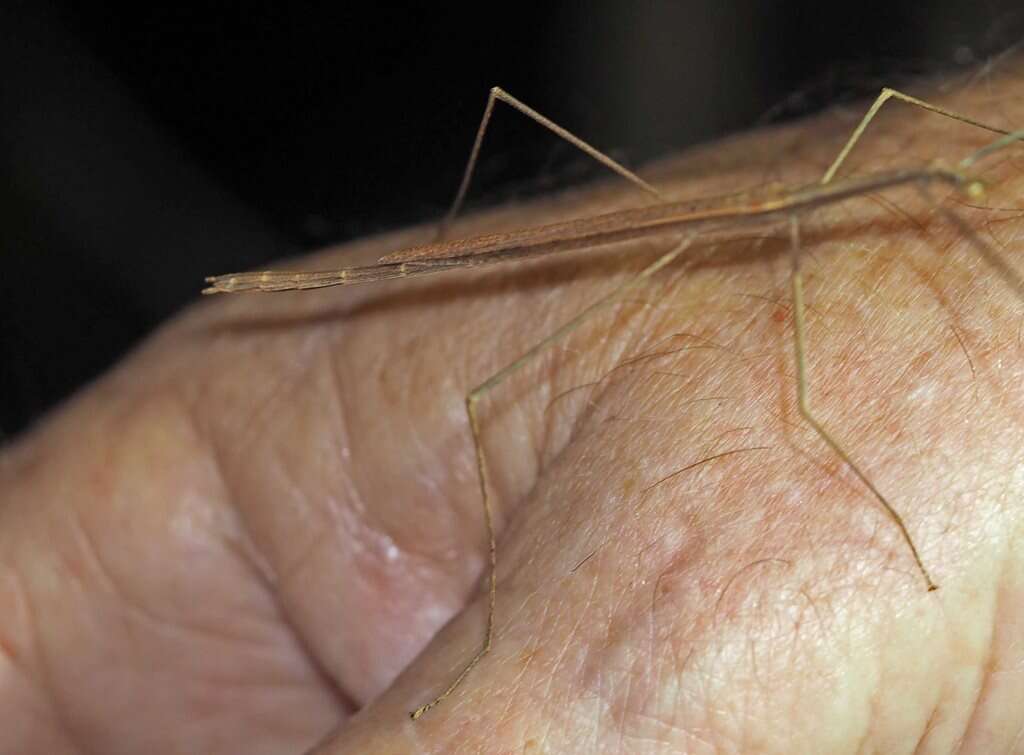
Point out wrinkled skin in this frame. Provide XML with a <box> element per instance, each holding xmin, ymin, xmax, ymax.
<box><xmin>3</xmin><ymin>70</ymin><xmax>1024</xmax><ymax>754</ymax></box>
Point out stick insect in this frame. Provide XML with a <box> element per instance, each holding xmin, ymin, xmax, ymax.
<box><xmin>203</xmin><ymin>86</ymin><xmax>1024</xmax><ymax>719</ymax></box>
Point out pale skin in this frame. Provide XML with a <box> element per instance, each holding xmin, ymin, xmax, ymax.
<box><xmin>2</xmin><ymin>65</ymin><xmax>1024</xmax><ymax>754</ymax></box>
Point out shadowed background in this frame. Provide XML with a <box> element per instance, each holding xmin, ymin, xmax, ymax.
<box><xmin>2</xmin><ymin>0</ymin><xmax>1022</xmax><ymax>435</ymax></box>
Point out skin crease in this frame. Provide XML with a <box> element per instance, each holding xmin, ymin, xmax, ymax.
<box><xmin>2</xmin><ymin>65</ymin><xmax>1024</xmax><ymax>754</ymax></box>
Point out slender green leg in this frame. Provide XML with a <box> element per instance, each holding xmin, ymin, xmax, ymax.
<box><xmin>409</xmin><ymin>233</ymin><xmax>696</xmax><ymax>719</ymax></box>
<box><xmin>787</xmin><ymin>216</ymin><xmax>937</xmax><ymax>591</ymax></box>
<box><xmin>435</xmin><ymin>86</ymin><xmax>665</xmax><ymax>240</ymax></box>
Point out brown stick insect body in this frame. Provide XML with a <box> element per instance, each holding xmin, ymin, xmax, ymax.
<box><xmin>203</xmin><ymin>86</ymin><xmax>1024</xmax><ymax>719</ymax></box>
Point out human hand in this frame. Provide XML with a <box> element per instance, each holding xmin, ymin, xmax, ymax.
<box><xmin>2</xmin><ymin>71</ymin><xmax>1024</xmax><ymax>754</ymax></box>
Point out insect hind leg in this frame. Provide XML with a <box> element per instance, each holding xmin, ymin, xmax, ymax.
<box><xmin>436</xmin><ymin>86</ymin><xmax>665</xmax><ymax>240</ymax></box>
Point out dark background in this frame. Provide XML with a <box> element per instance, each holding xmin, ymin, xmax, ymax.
<box><xmin>2</xmin><ymin>0</ymin><xmax>1022</xmax><ymax>436</ymax></box>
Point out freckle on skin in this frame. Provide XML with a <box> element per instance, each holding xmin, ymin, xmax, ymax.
<box><xmin>885</xmin><ymin>419</ymin><xmax>905</xmax><ymax>439</ymax></box>
<box><xmin>0</xmin><ymin>634</ymin><xmax>17</xmax><ymax>662</ymax></box>
<box><xmin>621</xmin><ymin>476</ymin><xmax>636</xmax><ymax>496</ymax></box>
<box><xmin>821</xmin><ymin>457</ymin><xmax>842</xmax><ymax>478</ymax></box>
